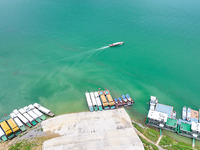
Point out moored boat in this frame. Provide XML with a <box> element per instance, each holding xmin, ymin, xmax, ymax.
<box><xmin>6</xmin><ymin>117</ymin><xmax>21</xmax><ymax>136</ymax></box>
<box><xmin>122</xmin><ymin>95</ymin><xmax>128</xmax><ymax>106</ymax></box>
<box><xmin>126</xmin><ymin>94</ymin><xmax>134</xmax><ymax>105</ymax></box>
<box><xmin>109</xmin><ymin>42</ymin><xmax>124</xmax><ymax>47</ymax></box>
<box><xmin>28</xmin><ymin>104</ymin><xmax>46</xmax><ymax>121</ymax></box>
<box><xmin>98</xmin><ymin>90</ymin><xmax>109</xmax><ymax>110</ymax></box>
<box><xmin>85</xmin><ymin>92</ymin><xmax>94</xmax><ymax>112</ymax></box>
<box><xmin>182</xmin><ymin>106</ymin><xmax>187</xmax><ymax>120</ymax></box>
<box><xmin>10</xmin><ymin>113</ymin><xmax>26</xmax><ymax>132</ymax></box>
<box><xmin>104</xmin><ymin>90</ymin><xmax>115</xmax><ymax>109</ymax></box>
<box><xmin>0</xmin><ymin>119</ymin><xmax>15</xmax><ymax>140</ymax></box>
<box><xmin>23</xmin><ymin>106</ymin><xmax>42</xmax><ymax>123</ymax></box>
<box><xmin>187</xmin><ymin>107</ymin><xmax>191</xmax><ymax>121</ymax></box>
<box><xmin>0</xmin><ymin>127</ymin><xmax>7</xmax><ymax>141</ymax></box>
<box><xmin>13</xmin><ymin>109</ymin><xmax>32</xmax><ymax>127</ymax></box>
<box><xmin>33</xmin><ymin>103</ymin><xmax>55</xmax><ymax>117</ymax></box>
<box><xmin>90</xmin><ymin>92</ymin><xmax>98</xmax><ymax>111</ymax></box>
<box><xmin>94</xmin><ymin>92</ymin><xmax>103</xmax><ymax>111</ymax></box>
<box><xmin>19</xmin><ymin>108</ymin><xmax>37</xmax><ymax>126</ymax></box>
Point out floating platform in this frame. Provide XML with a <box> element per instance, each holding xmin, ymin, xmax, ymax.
<box><xmin>155</xmin><ymin>103</ymin><xmax>173</xmax><ymax>118</ymax></box>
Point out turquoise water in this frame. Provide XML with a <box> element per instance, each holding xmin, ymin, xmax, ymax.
<box><xmin>0</xmin><ymin>0</ymin><xmax>200</xmax><ymax>121</ymax></box>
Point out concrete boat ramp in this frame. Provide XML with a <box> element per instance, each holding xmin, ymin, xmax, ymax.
<box><xmin>42</xmin><ymin>108</ymin><xmax>144</xmax><ymax>150</ymax></box>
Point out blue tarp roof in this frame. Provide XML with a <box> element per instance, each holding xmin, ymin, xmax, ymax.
<box><xmin>126</xmin><ymin>94</ymin><xmax>130</xmax><ymax>98</ymax></box>
<box><xmin>155</xmin><ymin>103</ymin><xmax>173</xmax><ymax>118</ymax></box>
<box><xmin>122</xmin><ymin>95</ymin><xmax>126</xmax><ymax>99</ymax></box>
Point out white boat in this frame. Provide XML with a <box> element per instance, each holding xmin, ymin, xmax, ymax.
<box><xmin>33</xmin><ymin>103</ymin><xmax>54</xmax><ymax>116</ymax></box>
<box><xmin>23</xmin><ymin>106</ymin><xmax>42</xmax><ymax>123</ymax></box>
<box><xmin>182</xmin><ymin>106</ymin><xmax>187</xmax><ymax>120</ymax></box>
<box><xmin>13</xmin><ymin>109</ymin><xmax>32</xmax><ymax>127</ymax></box>
<box><xmin>90</xmin><ymin>92</ymin><xmax>98</xmax><ymax>111</ymax></box>
<box><xmin>28</xmin><ymin>104</ymin><xmax>46</xmax><ymax>121</ymax></box>
<box><xmin>85</xmin><ymin>92</ymin><xmax>94</xmax><ymax>112</ymax></box>
<box><xmin>94</xmin><ymin>92</ymin><xmax>103</xmax><ymax>111</ymax></box>
<box><xmin>19</xmin><ymin>108</ymin><xmax>37</xmax><ymax>126</ymax></box>
<box><xmin>109</xmin><ymin>42</ymin><xmax>124</xmax><ymax>47</ymax></box>
<box><xmin>0</xmin><ymin>127</ymin><xmax>7</xmax><ymax>141</ymax></box>
<box><xmin>187</xmin><ymin>107</ymin><xmax>191</xmax><ymax>121</ymax></box>
<box><xmin>10</xmin><ymin>113</ymin><xmax>26</xmax><ymax>131</ymax></box>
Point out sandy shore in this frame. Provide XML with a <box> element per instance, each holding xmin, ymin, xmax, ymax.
<box><xmin>42</xmin><ymin>108</ymin><xmax>144</xmax><ymax>150</ymax></box>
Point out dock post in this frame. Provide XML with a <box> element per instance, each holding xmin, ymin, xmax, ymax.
<box><xmin>160</xmin><ymin>129</ymin><xmax>162</xmax><ymax>136</ymax></box>
<box><xmin>192</xmin><ymin>138</ymin><xmax>195</xmax><ymax>148</ymax></box>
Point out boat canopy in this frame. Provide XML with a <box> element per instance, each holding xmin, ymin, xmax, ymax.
<box><xmin>19</xmin><ymin>108</ymin><xmax>26</xmax><ymax>114</ymax></box>
<box><xmin>7</xmin><ymin>119</ymin><xmax>19</xmax><ymax>132</ymax></box>
<box><xmin>122</xmin><ymin>95</ymin><xmax>126</xmax><ymax>100</ymax></box>
<box><xmin>0</xmin><ymin>121</ymin><xmax>12</xmax><ymax>135</ymax></box>
<box><xmin>23</xmin><ymin>113</ymin><xmax>34</xmax><ymax>122</ymax></box>
<box><xmin>16</xmin><ymin>113</ymin><xmax>29</xmax><ymax>124</ymax></box>
<box><xmin>0</xmin><ymin>128</ymin><xmax>5</xmax><ymax>137</ymax></box>
<box><xmin>32</xmin><ymin>108</ymin><xmax>43</xmax><ymax>117</ymax></box>
<box><xmin>34</xmin><ymin>103</ymin><xmax>50</xmax><ymax>114</ymax></box>
<box><xmin>13</xmin><ymin>109</ymin><xmax>19</xmax><ymax>115</ymax></box>
<box><xmin>28</xmin><ymin>111</ymin><xmax>38</xmax><ymax>119</ymax></box>
<box><xmin>28</xmin><ymin>104</ymin><xmax>35</xmax><ymax>110</ymax></box>
<box><xmin>90</xmin><ymin>92</ymin><xmax>97</xmax><ymax>106</ymax></box>
<box><xmin>10</xmin><ymin>113</ymin><xmax>17</xmax><ymax>118</ymax></box>
<box><xmin>13</xmin><ymin>117</ymin><xmax>23</xmax><ymax>127</ymax></box>
<box><xmin>118</xmin><ymin>98</ymin><xmax>122</xmax><ymax>102</ymax></box>
<box><xmin>94</xmin><ymin>92</ymin><xmax>102</xmax><ymax>106</ymax></box>
<box><xmin>85</xmin><ymin>92</ymin><xmax>93</xmax><ymax>107</ymax></box>
<box><xmin>114</xmin><ymin>98</ymin><xmax>118</xmax><ymax>102</ymax></box>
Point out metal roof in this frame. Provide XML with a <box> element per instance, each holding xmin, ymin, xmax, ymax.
<box><xmin>155</xmin><ymin>103</ymin><xmax>173</xmax><ymax>118</ymax></box>
<box><xmin>180</xmin><ymin>122</ymin><xmax>191</xmax><ymax>132</ymax></box>
<box><xmin>166</xmin><ymin>118</ymin><xmax>177</xmax><ymax>127</ymax></box>
<box><xmin>148</xmin><ymin>110</ymin><xmax>168</xmax><ymax>123</ymax></box>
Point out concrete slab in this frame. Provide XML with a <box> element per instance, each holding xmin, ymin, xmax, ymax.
<box><xmin>42</xmin><ymin>108</ymin><xmax>144</xmax><ymax>150</ymax></box>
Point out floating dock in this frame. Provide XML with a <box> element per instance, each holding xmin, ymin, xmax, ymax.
<box><xmin>85</xmin><ymin>92</ymin><xmax>94</xmax><ymax>112</ymax></box>
<box><xmin>94</xmin><ymin>92</ymin><xmax>103</xmax><ymax>111</ymax></box>
<box><xmin>34</xmin><ymin>103</ymin><xmax>54</xmax><ymax>117</ymax></box>
<box><xmin>90</xmin><ymin>92</ymin><xmax>98</xmax><ymax>111</ymax></box>
<box><xmin>104</xmin><ymin>90</ymin><xmax>115</xmax><ymax>109</ymax></box>
<box><xmin>13</xmin><ymin>109</ymin><xmax>32</xmax><ymax>128</ymax></box>
<box><xmin>28</xmin><ymin>104</ymin><xmax>46</xmax><ymax>121</ymax></box>
<box><xmin>10</xmin><ymin>113</ymin><xmax>26</xmax><ymax>132</ymax></box>
<box><xmin>24</xmin><ymin>106</ymin><xmax>42</xmax><ymax>123</ymax></box>
<box><xmin>98</xmin><ymin>90</ymin><xmax>109</xmax><ymax>110</ymax></box>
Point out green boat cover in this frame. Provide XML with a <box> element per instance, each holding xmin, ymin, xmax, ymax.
<box><xmin>41</xmin><ymin>115</ymin><xmax>46</xmax><ymax>121</ymax></box>
<box><xmin>166</xmin><ymin>118</ymin><xmax>177</xmax><ymax>128</ymax></box>
<box><xmin>32</xmin><ymin>121</ymin><xmax>37</xmax><ymax>126</ymax></box>
<box><xmin>1</xmin><ymin>135</ymin><xmax>7</xmax><ymax>141</ymax></box>
<box><xmin>20</xmin><ymin>126</ymin><xmax>26</xmax><ymax>132</ymax></box>
<box><xmin>36</xmin><ymin>118</ymin><xmax>42</xmax><ymax>123</ymax></box>
<box><xmin>8</xmin><ymin>134</ymin><xmax>15</xmax><ymax>139</ymax></box>
<box><xmin>27</xmin><ymin>123</ymin><xmax>32</xmax><ymax>128</ymax></box>
<box><xmin>180</xmin><ymin>122</ymin><xmax>191</xmax><ymax>132</ymax></box>
<box><xmin>94</xmin><ymin>106</ymin><xmax>98</xmax><ymax>111</ymax></box>
<box><xmin>98</xmin><ymin>106</ymin><xmax>103</xmax><ymax>111</ymax></box>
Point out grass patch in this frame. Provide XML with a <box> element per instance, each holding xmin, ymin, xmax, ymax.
<box><xmin>159</xmin><ymin>135</ymin><xmax>194</xmax><ymax>150</ymax></box>
<box><xmin>132</xmin><ymin>123</ymin><xmax>159</xmax><ymax>143</ymax></box>
<box><xmin>8</xmin><ymin>140</ymin><xmax>36</xmax><ymax>150</ymax></box>
<box><xmin>139</xmin><ymin>135</ymin><xmax>159</xmax><ymax>150</ymax></box>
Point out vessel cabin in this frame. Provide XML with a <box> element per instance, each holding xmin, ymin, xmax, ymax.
<box><xmin>85</xmin><ymin>92</ymin><xmax>94</xmax><ymax>112</ymax></box>
<box><xmin>98</xmin><ymin>91</ymin><xmax>109</xmax><ymax>109</ymax></box>
<box><xmin>104</xmin><ymin>90</ymin><xmax>115</xmax><ymax>109</ymax></box>
<box><xmin>24</xmin><ymin>106</ymin><xmax>41</xmax><ymax>123</ymax></box>
<box><xmin>94</xmin><ymin>92</ymin><xmax>103</xmax><ymax>111</ymax></box>
<box><xmin>34</xmin><ymin>103</ymin><xmax>54</xmax><ymax>117</ymax></box>
<box><xmin>147</xmin><ymin>110</ymin><xmax>168</xmax><ymax>128</ymax></box>
<box><xmin>10</xmin><ymin>113</ymin><xmax>26</xmax><ymax>132</ymax></box>
<box><xmin>6</xmin><ymin>118</ymin><xmax>21</xmax><ymax>135</ymax></box>
<box><xmin>90</xmin><ymin>92</ymin><xmax>98</xmax><ymax>111</ymax></box>
<box><xmin>28</xmin><ymin>104</ymin><xmax>46</xmax><ymax>120</ymax></box>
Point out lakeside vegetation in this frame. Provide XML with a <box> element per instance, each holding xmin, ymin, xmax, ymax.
<box><xmin>132</xmin><ymin>122</ymin><xmax>199</xmax><ymax>150</ymax></box>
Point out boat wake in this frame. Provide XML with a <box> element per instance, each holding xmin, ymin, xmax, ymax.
<box><xmin>84</xmin><ymin>46</ymin><xmax>109</xmax><ymax>54</ymax></box>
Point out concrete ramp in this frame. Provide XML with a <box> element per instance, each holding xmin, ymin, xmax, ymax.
<box><xmin>42</xmin><ymin>108</ymin><xmax>144</xmax><ymax>150</ymax></box>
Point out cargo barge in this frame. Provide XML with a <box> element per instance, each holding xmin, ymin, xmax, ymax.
<box><xmin>10</xmin><ymin>113</ymin><xmax>26</xmax><ymax>132</ymax></box>
<box><xmin>94</xmin><ymin>92</ymin><xmax>103</xmax><ymax>111</ymax></box>
<box><xmin>34</xmin><ymin>103</ymin><xmax>54</xmax><ymax>117</ymax></box>
<box><xmin>85</xmin><ymin>92</ymin><xmax>94</xmax><ymax>112</ymax></box>
<box><xmin>98</xmin><ymin>90</ymin><xmax>109</xmax><ymax>110</ymax></box>
<box><xmin>28</xmin><ymin>104</ymin><xmax>46</xmax><ymax>121</ymax></box>
<box><xmin>104</xmin><ymin>90</ymin><xmax>115</xmax><ymax>109</ymax></box>
<box><xmin>13</xmin><ymin>109</ymin><xmax>32</xmax><ymax>127</ymax></box>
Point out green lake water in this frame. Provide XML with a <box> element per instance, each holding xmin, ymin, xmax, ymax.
<box><xmin>0</xmin><ymin>0</ymin><xmax>200</xmax><ymax>123</ymax></box>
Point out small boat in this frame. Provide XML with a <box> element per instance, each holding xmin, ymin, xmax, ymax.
<box><xmin>109</xmin><ymin>42</ymin><xmax>124</xmax><ymax>47</ymax></box>
<box><xmin>19</xmin><ymin>108</ymin><xmax>37</xmax><ymax>126</ymax></box>
<box><xmin>33</xmin><ymin>103</ymin><xmax>55</xmax><ymax>117</ymax></box>
<box><xmin>10</xmin><ymin>113</ymin><xmax>26</xmax><ymax>132</ymax></box>
<box><xmin>28</xmin><ymin>104</ymin><xmax>46</xmax><ymax>121</ymax></box>
<box><xmin>122</xmin><ymin>95</ymin><xmax>127</xmax><ymax>103</ymax></box>
<box><xmin>13</xmin><ymin>109</ymin><xmax>32</xmax><ymax>128</ymax></box>
<box><xmin>187</xmin><ymin>107</ymin><xmax>191</xmax><ymax>121</ymax></box>
<box><xmin>23</xmin><ymin>106</ymin><xmax>42</xmax><ymax>123</ymax></box>
<box><xmin>182</xmin><ymin>106</ymin><xmax>187</xmax><ymax>120</ymax></box>
<box><xmin>126</xmin><ymin>94</ymin><xmax>134</xmax><ymax>105</ymax></box>
<box><xmin>172</xmin><ymin>111</ymin><xmax>176</xmax><ymax>119</ymax></box>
